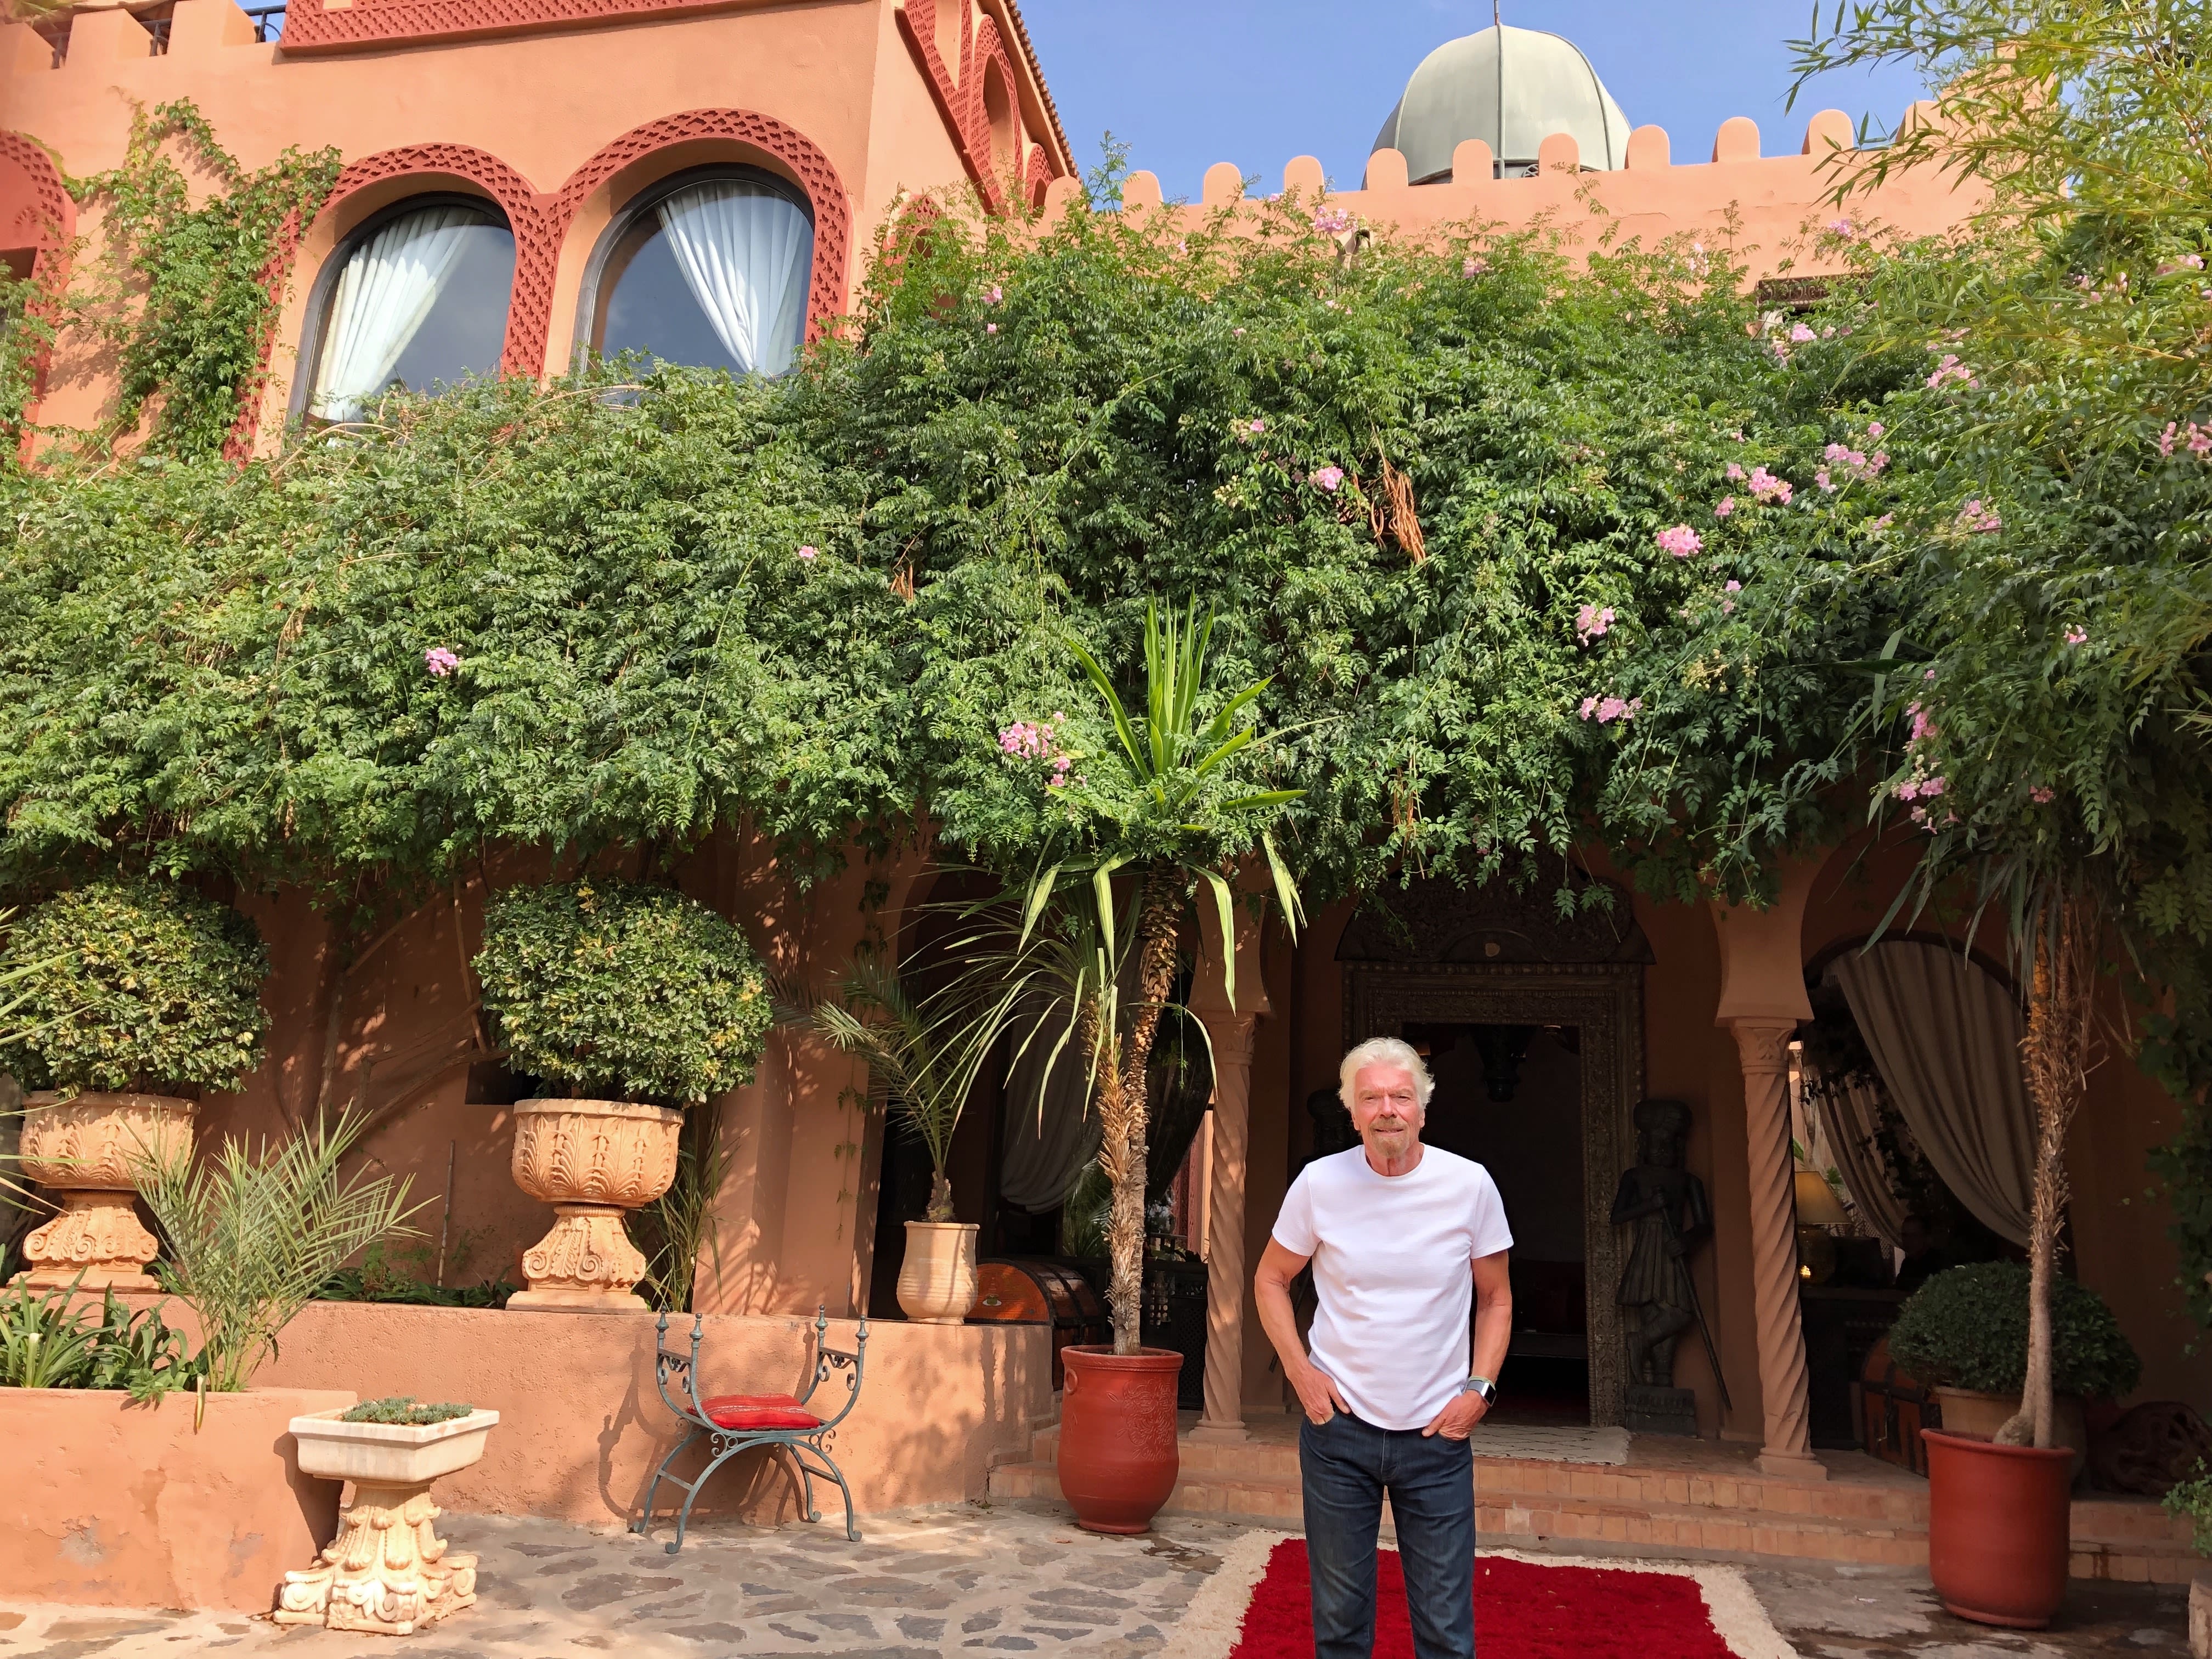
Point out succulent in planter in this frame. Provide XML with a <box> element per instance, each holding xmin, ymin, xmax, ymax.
<box><xmin>473</xmin><ymin>880</ymin><xmax>772</xmax><ymax>1311</ymax></box>
<box><xmin>341</xmin><ymin>1396</ymin><xmax>475</xmax><ymax>1425</ymax></box>
<box><xmin>1889</xmin><ymin>1260</ymin><xmax>2142</xmax><ymax>1400</ymax></box>
<box><xmin>0</xmin><ymin>881</ymin><xmax>270</xmax><ymax>1288</ymax></box>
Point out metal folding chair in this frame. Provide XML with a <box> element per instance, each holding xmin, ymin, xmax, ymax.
<box><xmin>631</xmin><ymin>1304</ymin><xmax>868</xmax><ymax>1552</ymax></box>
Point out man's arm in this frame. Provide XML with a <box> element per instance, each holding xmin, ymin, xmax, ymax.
<box><xmin>1254</xmin><ymin>1237</ymin><xmax>1350</xmax><ymax>1426</ymax></box>
<box><xmin>1423</xmin><ymin>1249</ymin><xmax>1513</xmax><ymax>1439</ymax></box>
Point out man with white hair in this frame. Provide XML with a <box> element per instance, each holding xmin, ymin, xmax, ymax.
<box><xmin>1255</xmin><ymin>1035</ymin><xmax>1514</xmax><ymax>1659</ymax></box>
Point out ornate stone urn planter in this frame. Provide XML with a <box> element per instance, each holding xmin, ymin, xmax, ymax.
<box><xmin>14</xmin><ymin>1091</ymin><xmax>196</xmax><ymax>1290</ymax></box>
<box><xmin>506</xmin><ymin>1098</ymin><xmax>683</xmax><ymax>1311</ymax></box>
<box><xmin>278</xmin><ymin>1407</ymin><xmax>501</xmax><ymax>1635</ymax></box>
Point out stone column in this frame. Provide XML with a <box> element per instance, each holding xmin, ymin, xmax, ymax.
<box><xmin>1192</xmin><ymin>1009</ymin><xmax>1257</xmax><ymax>1442</ymax></box>
<box><xmin>1189</xmin><ymin>901</ymin><xmax>1271</xmax><ymax>1444</ymax></box>
<box><xmin>1731</xmin><ymin>1018</ymin><xmax>1825</xmax><ymax>1480</ymax></box>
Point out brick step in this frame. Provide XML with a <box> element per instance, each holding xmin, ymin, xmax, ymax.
<box><xmin>992</xmin><ymin>1449</ymin><xmax>2198</xmax><ymax>1584</ymax></box>
<box><xmin>1025</xmin><ymin>1426</ymin><xmax>1928</xmax><ymax>1526</ymax></box>
<box><xmin>990</xmin><ymin>1459</ymin><xmax>1927</xmax><ymax>1567</ymax></box>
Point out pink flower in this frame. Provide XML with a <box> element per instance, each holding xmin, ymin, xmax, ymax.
<box><xmin>1867</xmin><ymin>422</ymin><xmax>1884</xmax><ymax>438</ymax></box>
<box><xmin>1957</xmin><ymin>500</ymin><xmax>2002</xmax><ymax>534</ymax></box>
<box><xmin>1747</xmin><ymin>466</ymin><xmax>1791</xmax><ymax>505</ymax></box>
<box><xmin>424</xmin><ymin>647</ymin><xmax>459</xmax><ymax>677</ymax></box>
<box><xmin>1906</xmin><ymin>702</ymin><xmax>1936</xmax><ymax>746</ymax></box>
<box><xmin>1312</xmin><ymin>465</ymin><xmax>1345</xmax><ymax>493</ymax></box>
<box><xmin>797</xmin><ymin>545</ymin><xmax>819</xmax><ymax>561</ymax></box>
<box><xmin>1828</xmin><ymin>217</ymin><xmax>1856</xmax><ymax>239</ymax></box>
<box><xmin>1576</xmin><ymin>604</ymin><xmax>1616</xmax><ymax>643</ymax></box>
<box><xmin>983</xmin><ymin>285</ymin><xmax>1003</xmax><ymax>306</ymax></box>
<box><xmin>1715</xmin><ymin>496</ymin><xmax>1735</xmax><ymax>518</ymax></box>
<box><xmin>1873</xmin><ymin>514</ymin><xmax>1895</xmax><ymax>533</ymax></box>
<box><xmin>1463</xmin><ymin>256</ymin><xmax>1490</xmax><ymax>276</ymax></box>
<box><xmin>1313</xmin><ymin>205</ymin><xmax>1357</xmax><ymax>236</ymax></box>
<box><xmin>1725</xmin><ymin>580</ymin><xmax>1742</xmax><ymax>592</ymax></box>
<box><xmin>1579</xmin><ymin>697</ymin><xmax>1600</xmax><ymax>719</ymax></box>
<box><xmin>985</xmin><ymin>323</ymin><xmax>998</xmax><ymax>334</ymax></box>
<box><xmin>1656</xmin><ymin>524</ymin><xmax>1703</xmax><ymax>558</ymax></box>
<box><xmin>1926</xmin><ymin>353</ymin><xmax>1975</xmax><ymax>390</ymax></box>
<box><xmin>1790</xmin><ymin>323</ymin><xmax>1818</xmax><ymax>343</ymax></box>
<box><xmin>2192</xmin><ymin>427</ymin><xmax>2212</xmax><ymax>458</ymax></box>
<box><xmin>1232</xmin><ymin>327</ymin><xmax>1246</xmax><ymax>336</ymax></box>
<box><xmin>2160</xmin><ymin>422</ymin><xmax>2180</xmax><ymax>457</ymax></box>
<box><xmin>1815</xmin><ymin>469</ymin><xmax>1836</xmax><ymax>493</ymax></box>
<box><xmin>1725</xmin><ymin>462</ymin><xmax>1745</xmax><ymax>482</ymax></box>
<box><xmin>2030</xmin><ymin>786</ymin><xmax>2056</xmax><ymax>804</ymax></box>
<box><xmin>2065</xmin><ymin>627</ymin><xmax>2088</xmax><ymax>646</ymax></box>
<box><xmin>998</xmin><ymin>720</ymin><xmax>1058</xmax><ymax>761</ymax></box>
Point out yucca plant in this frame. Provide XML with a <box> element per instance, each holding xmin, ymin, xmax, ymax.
<box><xmin>133</xmin><ymin>1109</ymin><xmax>419</xmax><ymax>1392</ymax></box>
<box><xmin>0</xmin><ymin>1276</ymin><xmax>98</xmax><ymax>1387</ymax></box>
<box><xmin>1011</xmin><ymin>600</ymin><xmax>1305</xmax><ymax>1354</ymax></box>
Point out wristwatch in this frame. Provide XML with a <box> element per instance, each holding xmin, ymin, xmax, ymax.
<box><xmin>1462</xmin><ymin>1375</ymin><xmax>1498</xmax><ymax>1404</ymax></box>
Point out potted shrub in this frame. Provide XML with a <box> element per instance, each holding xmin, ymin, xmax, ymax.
<box><xmin>1892</xmin><ymin>1261</ymin><xmax>2141</xmax><ymax>1626</ymax></box>
<box><xmin>473</xmin><ymin>879</ymin><xmax>772</xmax><ymax>1312</ymax></box>
<box><xmin>994</xmin><ymin>602</ymin><xmax>1302</xmax><ymax>1533</ymax></box>
<box><xmin>0</xmin><ymin>880</ymin><xmax>268</xmax><ymax>1290</ymax></box>
<box><xmin>278</xmin><ymin>1396</ymin><xmax>500</xmax><ymax>1635</ymax></box>
<box><xmin>805</xmin><ymin>951</ymin><xmax>1018</xmax><ymax>1323</ymax></box>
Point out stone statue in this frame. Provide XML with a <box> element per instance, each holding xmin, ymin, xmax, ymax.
<box><xmin>1610</xmin><ymin>1099</ymin><xmax>1714</xmax><ymax>1393</ymax></box>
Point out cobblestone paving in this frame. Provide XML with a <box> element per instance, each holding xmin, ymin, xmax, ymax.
<box><xmin>0</xmin><ymin>1499</ymin><xmax>2191</xmax><ymax>1658</ymax></box>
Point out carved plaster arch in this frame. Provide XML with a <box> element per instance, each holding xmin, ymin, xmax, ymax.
<box><xmin>549</xmin><ymin>109</ymin><xmax>853</xmax><ymax>359</ymax></box>
<box><xmin>0</xmin><ymin>132</ymin><xmax>76</xmax><ymax>454</ymax></box>
<box><xmin>898</xmin><ymin>0</ymin><xmax>1052</xmax><ymax>215</ymax></box>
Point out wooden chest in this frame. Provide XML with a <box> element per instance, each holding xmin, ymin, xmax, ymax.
<box><xmin>1859</xmin><ymin>1335</ymin><xmax>1936</xmax><ymax>1476</ymax></box>
<box><xmin>970</xmin><ymin>1257</ymin><xmax>1108</xmax><ymax>1391</ymax></box>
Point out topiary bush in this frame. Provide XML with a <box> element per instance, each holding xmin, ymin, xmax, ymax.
<box><xmin>0</xmin><ymin>879</ymin><xmax>268</xmax><ymax>1094</ymax></box>
<box><xmin>473</xmin><ymin>880</ymin><xmax>772</xmax><ymax>1106</ymax></box>
<box><xmin>1889</xmin><ymin>1261</ymin><xmax>2142</xmax><ymax>1400</ymax></box>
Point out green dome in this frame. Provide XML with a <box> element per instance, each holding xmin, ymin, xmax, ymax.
<box><xmin>1373</xmin><ymin>23</ymin><xmax>1632</xmax><ymax>183</ymax></box>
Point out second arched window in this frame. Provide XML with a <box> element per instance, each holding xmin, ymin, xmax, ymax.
<box><xmin>590</xmin><ymin>169</ymin><xmax>814</xmax><ymax>378</ymax></box>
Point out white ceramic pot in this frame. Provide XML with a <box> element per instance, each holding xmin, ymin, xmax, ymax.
<box><xmin>506</xmin><ymin>1098</ymin><xmax>684</xmax><ymax>1312</ymax></box>
<box><xmin>288</xmin><ymin>1407</ymin><xmax>500</xmax><ymax>1486</ymax></box>
<box><xmin>14</xmin><ymin>1092</ymin><xmax>196</xmax><ymax>1290</ymax></box>
<box><xmin>896</xmin><ymin>1220</ymin><xmax>979</xmax><ymax>1324</ymax></box>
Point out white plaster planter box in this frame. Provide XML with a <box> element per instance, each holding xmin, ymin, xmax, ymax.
<box><xmin>289</xmin><ymin>1406</ymin><xmax>500</xmax><ymax>1486</ymax></box>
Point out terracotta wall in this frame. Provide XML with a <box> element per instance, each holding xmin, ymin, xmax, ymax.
<box><xmin>251</xmin><ymin>1301</ymin><xmax>1052</xmax><ymax>1523</ymax></box>
<box><xmin>0</xmin><ymin>0</ymin><xmax>1064</xmax><ymax>445</ymax></box>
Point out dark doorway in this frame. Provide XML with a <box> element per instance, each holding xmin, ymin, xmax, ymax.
<box><xmin>1404</xmin><ymin>1022</ymin><xmax>1589</xmax><ymax>1423</ymax></box>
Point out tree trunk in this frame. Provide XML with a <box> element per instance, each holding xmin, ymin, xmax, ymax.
<box><xmin>1098</xmin><ymin>868</ymin><xmax>1186</xmax><ymax>1356</ymax></box>
<box><xmin>2000</xmin><ymin>890</ymin><xmax>2098</xmax><ymax>1449</ymax></box>
<box><xmin>926</xmin><ymin>1167</ymin><xmax>955</xmax><ymax>1223</ymax></box>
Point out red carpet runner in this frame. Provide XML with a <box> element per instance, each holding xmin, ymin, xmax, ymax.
<box><xmin>1226</xmin><ymin>1539</ymin><xmax>1738</xmax><ymax>1659</ymax></box>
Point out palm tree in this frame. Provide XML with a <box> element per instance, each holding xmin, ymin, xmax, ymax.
<box><xmin>1016</xmin><ymin>601</ymin><xmax>1304</xmax><ymax>1356</ymax></box>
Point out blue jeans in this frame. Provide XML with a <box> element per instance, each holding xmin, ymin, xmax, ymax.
<box><xmin>1298</xmin><ymin>1409</ymin><xmax>1476</xmax><ymax>1659</ymax></box>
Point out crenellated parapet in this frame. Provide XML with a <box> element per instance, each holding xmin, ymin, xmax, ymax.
<box><xmin>1045</xmin><ymin>106</ymin><xmax>1976</xmax><ymax>285</ymax></box>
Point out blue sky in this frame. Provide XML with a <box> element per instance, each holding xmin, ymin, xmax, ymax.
<box><xmin>1016</xmin><ymin>2</ymin><xmax>1931</xmax><ymax>199</ymax></box>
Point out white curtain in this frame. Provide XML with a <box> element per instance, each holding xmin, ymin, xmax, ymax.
<box><xmin>311</xmin><ymin>206</ymin><xmax>478</xmax><ymax>422</ymax></box>
<box><xmin>655</xmin><ymin>181</ymin><xmax>813</xmax><ymax>377</ymax></box>
<box><xmin>1807</xmin><ymin>1067</ymin><xmax>1911</xmax><ymax>1250</ymax></box>
<box><xmin>1831</xmin><ymin>940</ymin><xmax>2037</xmax><ymax>1246</ymax></box>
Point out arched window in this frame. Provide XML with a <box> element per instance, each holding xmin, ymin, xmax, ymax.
<box><xmin>586</xmin><ymin>167</ymin><xmax>813</xmax><ymax>378</ymax></box>
<box><xmin>304</xmin><ymin>196</ymin><xmax>515</xmax><ymax>423</ymax></box>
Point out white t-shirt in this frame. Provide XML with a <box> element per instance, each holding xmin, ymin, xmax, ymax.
<box><xmin>1271</xmin><ymin>1144</ymin><xmax>1514</xmax><ymax>1431</ymax></box>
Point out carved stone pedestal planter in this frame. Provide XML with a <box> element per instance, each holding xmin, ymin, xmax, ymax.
<box><xmin>13</xmin><ymin>1092</ymin><xmax>196</xmax><ymax>1290</ymax></box>
<box><xmin>278</xmin><ymin>1407</ymin><xmax>500</xmax><ymax>1636</ymax></box>
<box><xmin>506</xmin><ymin>1098</ymin><xmax>683</xmax><ymax>1311</ymax></box>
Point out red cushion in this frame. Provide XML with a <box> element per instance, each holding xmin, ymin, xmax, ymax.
<box><xmin>699</xmin><ymin>1393</ymin><xmax>821</xmax><ymax>1431</ymax></box>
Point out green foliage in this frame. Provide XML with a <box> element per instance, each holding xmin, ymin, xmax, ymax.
<box><xmin>134</xmin><ymin>1108</ymin><xmax>419</xmax><ymax>1392</ymax></box>
<box><xmin>626</xmin><ymin>1105</ymin><xmax>726</xmax><ymax>1311</ymax></box>
<box><xmin>0</xmin><ymin>1279</ymin><xmax>202</xmax><ymax>1398</ymax></box>
<box><xmin>0</xmin><ymin>879</ymin><xmax>269</xmax><ymax>1095</ymax></box>
<box><xmin>314</xmin><ymin>1237</ymin><xmax>515</xmax><ymax>1309</ymax></box>
<box><xmin>0</xmin><ymin>259</ymin><xmax>57</xmax><ymax>454</ymax></box>
<box><xmin>66</xmin><ymin>100</ymin><xmax>341</xmax><ymax>460</ymax></box>
<box><xmin>475</xmin><ymin>880</ymin><xmax>772</xmax><ymax>1105</ymax></box>
<box><xmin>1889</xmin><ymin>1261</ymin><xmax>2143</xmax><ymax>1399</ymax></box>
<box><xmin>2164</xmin><ymin>1461</ymin><xmax>2212</xmax><ymax>1553</ymax></box>
<box><xmin>340</xmin><ymin>1395</ymin><xmax>474</xmax><ymax>1425</ymax></box>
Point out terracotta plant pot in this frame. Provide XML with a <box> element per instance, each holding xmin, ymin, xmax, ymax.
<box><xmin>896</xmin><ymin>1220</ymin><xmax>978</xmax><ymax>1324</ymax></box>
<box><xmin>1923</xmin><ymin>1427</ymin><xmax>2074</xmax><ymax>1628</ymax></box>
<box><xmin>14</xmin><ymin>1091</ymin><xmax>196</xmax><ymax>1290</ymax></box>
<box><xmin>279</xmin><ymin>1407</ymin><xmax>501</xmax><ymax>1635</ymax></box>
<box><xmin>1933</xmin><ymin>1386</ymin><xmax>2089</xmax><ymax>1481</ymax></box>
<box><xmin>1058</xmin><ymin>1345</ymin><xmax>1183</xmax><ymax>1534</ymax></box>
<box><xmin>506</xmin><ymin>1098</ymin><xmax>683</xmax><ymax>1312</ymax></box>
